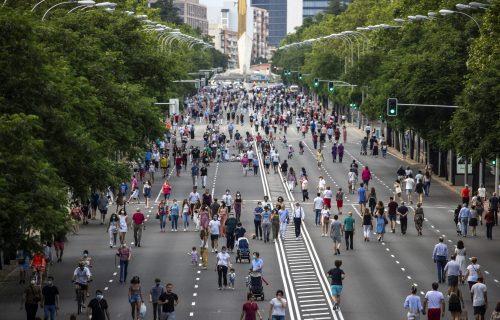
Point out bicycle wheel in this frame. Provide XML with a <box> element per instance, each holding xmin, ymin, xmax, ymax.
<box><xmin>77</xmin><ymin>288</ymin><xmax>82</xmax><ymax>314</ymax></box>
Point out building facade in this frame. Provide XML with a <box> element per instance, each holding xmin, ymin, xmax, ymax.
<box><xmin>173</xmin><ymin>0</ymin><xmax>209</xmax><ymax>34</ymax></box>
<box><xmin>303</xmin><ymin>0</ymin><xmax>352</xmax><ymax>18</ymax></box>
<box><xmin>252</xmin><ymin>7</ymin><xmax>269</xmax><ymax>63</ymax></box>
<box><xmin>220</xmin><ymin>28</ymin><xmax>239</xmax><ymax>69</ymax></box>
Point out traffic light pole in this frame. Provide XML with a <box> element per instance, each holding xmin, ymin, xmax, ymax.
<box><xmin>496</xmin><ymin>155</ymin><xmax>499</xmax><ymax>196</ymax></box>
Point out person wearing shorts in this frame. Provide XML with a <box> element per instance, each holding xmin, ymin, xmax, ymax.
<box><xmin>327</xmin><ymin>260</ymin><xmax>345</xmax><ymax>311</ymax></box>
<box><xmin>209</xmin><ymin>215</ymin><xmax>220</xmax><ymax>253</ymax></box>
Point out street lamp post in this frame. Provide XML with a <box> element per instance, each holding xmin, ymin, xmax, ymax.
<box><xmin>439</xmin><ymin>9</ymin><xmax>481</xmax><ymax>32</ymax></box>
<box><xmin>42</xmin><ymin>0</ymin><xmax>95</xmax><ymax>20</ymax></box>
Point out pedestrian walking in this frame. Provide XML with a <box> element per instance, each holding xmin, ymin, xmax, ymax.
<box><xmin>143</xmin><ymin>181</ymin><xmax>152</xmax><ymax>209</ymax></box>
<box><xmin>278</xmin><ymin>206</ymin><xmax>289</xmax><ymax>240</ymax></box>
<box><xmin>444</xmin><ymin>254</ymin><xmax>461</xmax><ymax>289</ymax></box>
<box><xmin>161</xmin><ymin>180</ymin><xmax>172</xmax><ymax>201</ymax></box>
<box><xmin>432</xmin><ymin>237</ymin><xmax>448</xmax><ymax>284</ymax></box>
<box><xmin>471</xmin><ymin>277</ymin><xmax>487</xmax><ymax>320</ymax></box>
<box><xmin>132</xmin><ymin>208</ymin><xmax>145</xmax><ymax>247</ymax></box>
<box><xmin>128</xmin><ymin>276</ymin><xmax>143</xmax><ymax>320</ymax></box>
<box><xmin>313</xmin><ymin>193</ymin><xmax>323</xmax><ymax>226</ymax></box>
<box><xmin>209</xmin><ymin>215</ymin><xmax>221</xmax><ymax>253</ymax></box>
<box><xmin>216</xmin><ymin>246</ymin><xmax>231</xmax><ymax>290</ymax></box>
<box><xmin>336</xmin><ymin>188</ymin><xmax>344</xmax><ymax>215</ymax></box>
<box><xmin>200</xmin><ymin>228</ymin><xmax>209</xmax><ymax>270</ymax></box>
<box><xmin>41</xmin><ymin>276</ymin><xmax>59</xmax><ymax>320</ymax></box>
<box><xmin>321</xmin><ymin>204</ymin><xmax>331</xmax><ymax>237</ymax></box>
<box><xmin>414</xmin><ymin>203</ymin><xmax>425</xmax><ymax>236</ymax></box>
<box><xmin>158</xmin><ymin>200</ymin><xmax>168</xmax><ymax>233</ymax></box>
<box><xmin>343</xmin><ymin>212</ymin><xmax>355</xmax><ymax>250</ymax></box>
<box><xmin>169</xmin><ymin>200</ymin><xmax>180</xmax><ymax>232</ymax></box>
<box><xmin>253</xmin><ymin>202</ymin><xmax>263</xmax><ymax>240</ymax></box>
<box><xmin>461</xmin><ymin>184</ymin><xmax>471</xmax><ymax>206</ymax></box>
<box><xmin>240</xmin><ymin>293</ymin><xmax>262</xmax><ymax>320</ymax></box>
<box><xmin>191</xmin><ymin>163</ymin><xmax>199</xmax><ymax>187</ymax></box>
<box><xmin>403</xmin><ymin>285</ymin><xmax>423</xmax><ymax>320</ymax></box>
<box><xmin>158</xmin><ymin>283</ymin><xmax>179</xmax><ymax>320</ymax></box>
<box><xmin>87</xmin><ymin>290</ymin><xmax>110</xmax><ymax>320</ymax></box>
<box><xmin>459</xmin><ymin>204</ymin><xmax>471</xmax><ymax>237</ymax></box>
<box><xmin>398</xmin><ymin>202</ymin><xmax>409</xmax><ymax>235</ymax></box>
<box><xmin>464</xmin><ymin>257</ymin><xmax>482</xmax><ymax>292</ymax></box>
<box><xmin>489</xmin><ymin>193</ymin><xmax>498</xmax><ymax>225</ymax></box>
<box><xmin>107</xmin><ymin>212</ymin><xmax>119</xmax><ymax>248</ymax></box>
<box><xmin>117</xmin><ymin>243</ymin><xmax>131</xmax><ymax>283</ymax></box>
<box><xmin>447</xmin><ymin>285</ymin><xmax>464</xmax><ymax>320</ymax></box>
<box><xmin>375</xmin><ymin>210</ymin><xmax>387</xmax><ymax>242</ymax></box>
<box><xmin>423</xmin><ymin>282</ymin><xmax>445</xmax><ymax>320</ymax></box>
<box><xmin>485</xmin><ymin>209</ymin><xmax>494</xmax><ymax>239</ymax></box>
<box><xmin>21</xmin><ymin>278</ymin><xmax>42</xmax><ymax>320</ymax></box>
<box><xmin>357</xmin><ymin>183</ymin><xmax>367</xmax><ymax>213</ymax></box>
<box><xmin>225</xmin><ymin>213</ymin><xmax>238</xmax><ymax>251</ymax></box>
<box><xmin>327</xmin><ymin>260</ymin><xmax>345</xmax><ymax>311</ymax></box>
<box><xmin>268</xmin><ymin>290</ymin><xmax>287</xmax><ymax>320</ymax></box>
<box><xmin>454</xmin><ymin>240</ymin><xmax>467</xmax><ymax>284</ymax></box>
<box><xmin>200</xmin><ymin>164</ymin><xmax>208</xmax><ymax>188</ymax></box>
<box><xmin>293</xmin><ymin>203</ymin><xmax>305</xmax><ymax>239</ymax></box>
<box><xmin>149</xmin><ymin>278</ymin><xmax>164</xmax><ymax>320</ymax></box>
<box><xmin>362</xmin><ymin>208</ymin><xmax>373</xmax><ymax>242</ymax></box>
<box><xmin>338</xmin><ymin>143</ymin><xmax>344</xmax><ymax>163</ymax></box>
<box><xmin>330</xmin><ymin>215</ymin><xmax>343</xmax><ymax>255</ymax></box>
<box><xmin>234</xmin><ymin>191</ymin><xmax>243</xmax><ymax>222</ymax></box>
<box><xmin>118</xmin><ymin>208</ymin><xmax>129</xmax><ymax>245</ymax></box>
<box><xmin>271</xmin><ymin>209</ymin><xmax>280</xmax><ymax>243</ymax></box>
<box><xmin>262</xmin><ymin>206</ymin><xmax>272</xmax><ymax>243</ymax></box>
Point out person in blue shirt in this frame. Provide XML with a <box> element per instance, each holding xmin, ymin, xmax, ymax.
<box><xmin>357</xmin><ymin>183</ymin><xmax>367</xmax><ymax>212</ymax></box>
<box><xmin>191</xmin><ymin>163</ymin><xmax>199</xmax><ymax>187</ymax></box>
<box><xmin>254</xmin><ymin>203</ymin><xmax>264</xmax><ymax>240</ymax></box>
<box><xmin>403</xmin><ymin>286</ymin><xmax>423</xmax><ymax>319</ymax></box>
<box><xmin>119</xmin><ymin>182</ymin><xmax>128</xmax><ymax>197</ymax></box>
<box><xmin>278</xmin><ymin>206</ymin><xmax>289</xmax><ymax>240</ymax></box>
<box><xmin>458</xmin><ymin>204</ymin><xmax>471</xmax><ymax>237</ymax></box>
<box><xmin>145</xmin><ymin>150</ymin><xmax>152</xmax><ymax>167</ymax></box>
<box><xmin>169</xmin><ymin>200</ymin><xmax>180</xmax><ymax>232</ymax></box>
<box><xmin>432</xmin><ymin>237</ymin><xmax>449</xmax><ymax>283</ymax></box>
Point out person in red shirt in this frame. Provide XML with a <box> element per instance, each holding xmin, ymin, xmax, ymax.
<box><xmin>240</xmin><ymin>293</ymin><xmax>262</xmax><ymax>320</ymax></box>
<box><xmin>132</xmin><ymin>208</ymin><xmax>145</xmax><ymax>247</ymax></box>
<box><xmin>461</xmin><ymin>185</ymin><xmax>470</xmax><ymax>206</ymax></box>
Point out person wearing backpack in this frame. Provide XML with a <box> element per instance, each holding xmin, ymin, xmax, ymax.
<box><xmin>447</xmin><ymin>285</ymin><xmax>464</xmax><ymax>320</ymax></box>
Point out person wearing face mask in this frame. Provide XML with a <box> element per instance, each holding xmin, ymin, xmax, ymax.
<box><xmin>209</xmin><ymin>214</ymin><xmax>221</xmax><ymax>253</ymax></box>
<box><xmin>87</xmin><ymin>290</ymin><xmax>110</xmax><ymax>320</ymax></box>
<box><xmin>73</xmin><ymin>261</ymin><xmax>92</xmax><ymax>305</ymax></box>
<box><xmin>216</xmin><ymin>246</ymin><xmax>231</xmax><ymax>290</ymax></box>
<box><xmin>20</xmin><ymin>277</ymin><xmax>42</xmax><ymax>320</ymax></box>
<box><xmin>222</xmin><ymin>189</ymin><xmax>233</xmax><ymax>214</ymax></box>
<box><xmin>41</xmin><ymin>276</ymin><xmax>59</xmax><ymax>320</ymax></box>
<box><xmin>149</xmin><ymin>278</ymin><xmax>165</xmax><ymax>320</ymax></box>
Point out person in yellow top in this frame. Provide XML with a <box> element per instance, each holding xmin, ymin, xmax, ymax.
<box><xmin>316</xmin><ymin>149</ymin><xmax>324</xmax><ymax>168</ymax></box>
<box><xmin>160</xmin><ymin>155</ymin><xmax>169</xmax><ymax>178</ymax></box>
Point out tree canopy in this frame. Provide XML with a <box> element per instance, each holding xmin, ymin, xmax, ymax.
<box><xmin>0</xmin><ymin>0</ymin><xmax>227</xmax><ymax>253</ymax></box>
<box><xmin>273</xmin><ymin>0</ymin><xmax>499</xmax><ymax>160</ymax></box>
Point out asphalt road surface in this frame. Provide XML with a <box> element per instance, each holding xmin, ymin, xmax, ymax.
<box><xmin>1</xmin><ymin>120</ymin><xmax>499</xmax><ymax>320</ymax></box>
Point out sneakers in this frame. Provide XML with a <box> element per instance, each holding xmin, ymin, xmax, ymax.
<box><xmin>337</xmin><ymin>249</ymin><xmax>341</xmax><ymax>255</ymax></box>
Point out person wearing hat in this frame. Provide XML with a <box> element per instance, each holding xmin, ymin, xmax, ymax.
<box><xmin>293</xmin><ymin>203</ymin><xmax>305</xmax><ymax>239</ymax></box>
<box><xmin>132</xmin><ymin>208</ymin><xmax>145</xmax><ymax>247</ymax></box>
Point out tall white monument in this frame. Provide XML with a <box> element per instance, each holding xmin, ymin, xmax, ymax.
<box><xmin>237</xmin><ymin>0</ymin><xmax>253</xmax><ymax>75</ymax></box>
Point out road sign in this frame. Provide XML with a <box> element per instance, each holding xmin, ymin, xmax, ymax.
<box><xmin>169</xmin><ymin>98</ymin><xmax>179</xmax><ymax>115</ymax></box>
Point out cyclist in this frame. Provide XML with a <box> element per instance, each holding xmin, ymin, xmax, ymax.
<box><xmin>31</xmin><ymin>251</ymin><xmax>46</xmax><ymax>285</ymax></box>
<box><xmin>73</xmin><ymin>261</ymin><xmax>92</xmax><ymax>307</ymax></box>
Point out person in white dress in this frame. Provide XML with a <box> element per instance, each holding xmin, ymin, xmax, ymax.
<box><xmin>454</xmin><ymin>240</ymin><xmax>467</xmax><ymax>284</ymax></box>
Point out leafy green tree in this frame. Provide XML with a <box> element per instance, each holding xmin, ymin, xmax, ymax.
<box><xmin>152</xmin><ymin>0</ymin><xmax>183</xmax><ymax>24</ymax></box>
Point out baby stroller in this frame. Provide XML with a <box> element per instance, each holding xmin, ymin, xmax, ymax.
<box><xmin>246</xmin><ymin>272</ymin><xmax>265</xmax><ymax>301</ymax></box>
<box><xmin>236</xmin><ymin>237</ymin><xmax>251</xmax><ymax>263</ymax></box>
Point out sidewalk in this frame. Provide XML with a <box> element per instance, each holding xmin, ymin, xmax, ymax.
<box><xmin>0</xmin><ymin>261</ymin><xmax>17</xmax><ymax>284</ymax></box>
<box><xmin>346</xmin><ymin>122</ymin><xmax>462</xmax><ymax>196</ymax></box>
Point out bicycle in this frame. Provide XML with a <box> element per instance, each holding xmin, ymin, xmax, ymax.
<box><xmin>31</xmin><ymin>267</ymin><xmax>43</xmax><ymax>286</ymax></box>
<box><xmin>74</xmin><ymin>280</ymin><xmax>92</xmax><ymax>314</ymax></box>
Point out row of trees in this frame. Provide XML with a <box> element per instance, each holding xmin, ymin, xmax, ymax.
<box><xmin>272</xmin><ymin>0</ymin><xmax>499</xmax><ymax>166</ymax></box>
<box><xmin>0</xmin><ymin>0</ymin><xmax>227</xmax><ymax>258</ymax></box>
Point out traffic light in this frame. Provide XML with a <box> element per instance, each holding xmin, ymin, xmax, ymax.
<box><xmin>493</xmin><ymin>159</ymin><xmax>497</xmax><ymax>165</ymax></box>
<box><xmin>313</xmin><ymin>78</ymin><xmax>319</xmax><ymax>87</ymax></box>
<box><xmin>298</xmin><ymin>73</ymin><xmax>303</xmax><ymax>80</ymax></box>
<box><xmin>387</xmin><ymin>98</ymin><xmax>398</xmax><ymax>116</ymax></box>
<box><xmin>350</xmin><ymin>103</ymin><xmax>357</xmax><ymax>110</ymax></box>
<box><xmin>328</xmin><ymin>81</ymin><xmax>335</xmax><ymax>92</ymax></box>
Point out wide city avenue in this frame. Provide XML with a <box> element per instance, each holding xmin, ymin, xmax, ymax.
<box><xmin>0</xmin><ymin>1</ymin><xmax>499</xmax><ymax>320</ymax></box>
